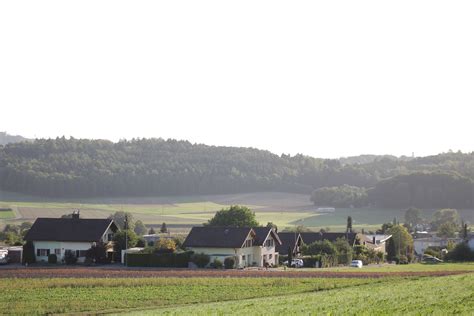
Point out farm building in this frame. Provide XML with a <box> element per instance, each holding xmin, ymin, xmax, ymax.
<box><xmin>182</xmin><ymin>226</ymin><xmax>281</xmax><ymax>268</ymax></box>
<box><xmin>24</xmin><ymin>212</ymin><xmax>118</xmax><ymax>263</ymax></box>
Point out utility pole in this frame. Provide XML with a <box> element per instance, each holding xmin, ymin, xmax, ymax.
<box><xmin>125</xmin><ymin>213</ymin><xmax>128</xmax><ymax>267</ymax></box>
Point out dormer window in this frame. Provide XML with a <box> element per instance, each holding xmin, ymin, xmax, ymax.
<box><xmin>244</xmin><ymin>239</ymin><xmax>253</xmax><ymax>247</ymax></box>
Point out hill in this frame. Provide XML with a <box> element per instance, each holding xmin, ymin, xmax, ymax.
<box><xmin>0</xmin><ymin>137</ymin><xmax>473</xmax><ymax>209</ymax></box>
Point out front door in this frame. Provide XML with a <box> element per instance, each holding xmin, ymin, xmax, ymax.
<box><xmin>247</xmin><ymin>254</ymin><xmax>252</xmax><ymax>266</ymax></box>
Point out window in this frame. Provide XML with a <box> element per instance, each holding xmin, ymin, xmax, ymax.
<box><xmin>75</xmin><ymin>250</ymin><xmax>88</xmax><ymax>258</ymax></box>
<box><xmin>245</xmin><ymin>239</ymin><xmax>253</xmax><ymax>247</ymax></box>
<box><xmin>265</xmin><ymin>239</ymin><xmax>274</xmax><ymax>248</ymax></box>
<box><xmin>242</xmin><ymin>255</ymin><xmax>246</xmax><ymax>261</ymax></box>
<box><xmin>269</xmin><ymin>254</ymin><xmax>273</xmax><ymax>259</ymax></box>
<box><xmin>36</xmin><ymin>249</ymin><xmax>50</xmax><ymax>257</ymax></box>
<box><xmin>54</xmin><ymin>249</ymin><xmax>61</xmax><ymax>255</ymax></box>
<box><xmin>107</xmin><ymin>233</ymin><xmax>113</xmax><ymax>242</ymax></box>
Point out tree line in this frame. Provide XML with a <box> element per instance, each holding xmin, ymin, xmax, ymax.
<box><xmin>1</xmin><ymin>137</ymin><xmax>474</xmax><ymax>209</ymax></box>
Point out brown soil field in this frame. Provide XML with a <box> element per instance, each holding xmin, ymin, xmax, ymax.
<box><xmin>0</xmin><ymin>267</ymin><xmax>470</xmax><ymax>279</ymax></box>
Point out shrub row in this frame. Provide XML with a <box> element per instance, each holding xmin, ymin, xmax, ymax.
<box><xmin>127</xmin><ymin>251</ymin><xmax>193</xmax><ymax>267</ymax></box>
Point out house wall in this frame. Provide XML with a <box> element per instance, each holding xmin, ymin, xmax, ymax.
<box><xmin>188</xmin><ymin>235</ymin><xmax>279</xmax><ymax>268</ymax></box>
<box><xmin>256</xmin><ymin>235</ymin><xmax>278</xmax><ymax>266</ymax></box>
<box><xmin>33</xmin><ymin>241</ymin><xmax>94</xmax><ymax>263</ymax></box>
<box><xmin>468</xmin><ymin>238</ymin><xmax>474</xmax><ymax>251</ymax></box>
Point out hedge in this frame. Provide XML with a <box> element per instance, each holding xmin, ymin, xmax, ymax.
<box><xmin>126</xmin><ymin>251</ymin><xmax>193</xmax><ymax>267</ymax></box>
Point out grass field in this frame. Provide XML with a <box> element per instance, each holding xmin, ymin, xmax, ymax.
<box><xmin>128</xmin><ymin>273</ymin><xmax>474</xmax><ymax>315</ymax></box>
<box><xmin>0</xmin><ymin>208</ymin><xmax>14</xmax><ymax>219</ymax></box>
<box><xmin>0</xmin><ymin>269</ymin><xmax>472</xmax><ymax>315</ymax></box>
<box><xmin>1</xmin><ymin>191</ymin><xmax>473</xmax><ymax>232</ymax></box>
<box><xmin>0</xmin><ymin>277</ymin><xmax>380</xmax><ymax>315</ymax></box>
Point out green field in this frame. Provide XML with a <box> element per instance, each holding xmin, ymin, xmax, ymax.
<box><xmin>0</xmin><ymin>208</ymin><xmax>14</xmax><ymax>219</ymax></box>
<box><xmin>0</xmin><ymin>268</ymin><xmax>472</xmax><ymax>315</ymax></box>
<box><xmin>1</xmin><ymin>191</ymin><xmax>473</xmax><ymax>232</ymax></box>
<box><xmin>129</xmin><ymin>274</ymin><xmax>474</xmax><ymax>315</ymax></box>
<box><xmin>0</xmin><ymin>277</ymin><xmax>380</xmax><ymax>315</ymax></box>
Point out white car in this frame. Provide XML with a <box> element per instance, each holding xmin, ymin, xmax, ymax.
<box><xmin>0</xmin><ymin>250</ymin><xmax>8</xmax><ymax>265</ymax></box>
<box><xmin>350</xmin><ymin>260</ymin><xmax>363</xmax><ymax>268</ymax></box>
<box><xmin>283</xmin><ymin>259</ymin><xmax>304</xmax><ymax>268</ymax></box>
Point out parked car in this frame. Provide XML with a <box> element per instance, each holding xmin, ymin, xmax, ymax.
<box><xmin>0</xmin><ymin>250</ymin><xmax>9</xmax><ymax>265</ymax></box>
<box><xmin>350</xmin><ymin>260</ymin><xmax>363</xmax><ymax>268</ymax></box>
<box><xmin>283</xmin><ymin>259</ymin><xmax>304</xmax><ymax>268</ymax></box>
<box><xmin>422</xmin><ymin>256</ymin><xmax>443</xmax><ymax>264</ymax></box>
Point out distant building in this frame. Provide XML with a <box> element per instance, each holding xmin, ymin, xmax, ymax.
<box><xmin>363</xmin><ymin>234</ymin><xmax>392</xmax><ymax>254</ymax></box>
<box><xmin>24</xmin><ymin>213</ymin><xmax>118</xmax><ymax>263</ymax></box>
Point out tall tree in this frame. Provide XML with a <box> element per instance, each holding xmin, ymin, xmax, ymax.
<box><xmin>133</xmin><ymin>220</ymin><xmax>147</xmax><ymax>236</ymax></box>
<box><xmin>346</xmin><ymin>216</ymin><xmax>353</xmax><ymax>233</ymax></box>
<box><xmin>404</xmin><ymin>207</ymin><xmax>422</xmax><ymax>231</ymax></box>
<box><xmin>431</xmin><ymin>209</ymin><xmax>460</xmax><ymax>230</ymax></box>
<box><xmin>387</xmin><ymin>225</ymin><xmax>414</xmax><ymax>259</ymax></box>
<box><xmin>160</xmin><ymin>222</ymin><xmax>168</xmax><ymax>233</ymax></box>
<box><xmin>205</xmin><ymin>205</ymin><xmax>259</xmax><ymax>227</ymax></box>
<box><xmin>109</xmin><ymin>211</ymin><xmax>135</xmax><ymax>230</ymax></box>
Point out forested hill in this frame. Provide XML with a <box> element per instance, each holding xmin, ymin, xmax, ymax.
<box><xmin>0</xmin><ymin>137</ymin><xmax>473</xmax><ymax>208</ymax></box>
<box><xmin>0</xmin><ymin>132</ymin><xmax>30</xmax><ymax>146</ymax></box>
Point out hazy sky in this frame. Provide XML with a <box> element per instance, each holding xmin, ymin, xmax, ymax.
<box><xmin>1</xmin><ymin>1</ymin><xmax>473</xmax><ymax>158</ymax></box>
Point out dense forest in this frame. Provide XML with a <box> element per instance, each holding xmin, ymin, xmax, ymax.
<box><xmin>0</xmin><ymin>137</ymin><xmax>473</xmax><ymax>208</ymax></box>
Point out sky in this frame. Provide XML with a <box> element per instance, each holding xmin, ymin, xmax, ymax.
<box><xmin>1</xmin><ymin>1</ymin><xmax>473</xmax><ymax>158</ymax></box>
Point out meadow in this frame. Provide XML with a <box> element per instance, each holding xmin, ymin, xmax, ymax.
<box><xmin>0</xmin><ymin>265</ymin><xmax>472</xmax><ymax>315</ymax></box>
<box><xmin>0</xmin><ymin>208</ymin><xmax>14</xmax><ymax>219</ymax></box>
<box><xmin>0</xmin><ymin>277</ymin><xmax>380</xmax><ymax>315</ymax></box>
<box><xmin>1</xmin><ymin>191</ymin><xmax>473</xmax><ymax>232</ymax></box>
<box><xmin>129</xmin><ymin>273</ymin><xmax>474</xmax><ymax>315</ymax></box>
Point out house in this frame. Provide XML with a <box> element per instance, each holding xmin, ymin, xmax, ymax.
<box><xmin>363</xmin><ymin>234</ymin><xmax>392</xmax><ymax>254</ymax></box>
<box><xmin>275</xmin><ymin>232</ymin><xmax>303</xmax><ymax>256</ymax></box>
<box><xmin>182</xmin><ymin>226</ymin><xmax>281</xmax><ymax>268</ymax></box>
<box><xmin>299</xmin><ymin>232</ymin><xmax>360</xmax><ymax>247</ymax></box>
<box><xmin>143</xmin><ymin>234</ymin><xmax>160</xmax><ymax>247</ymax></box>
<box><xmin>468</xmin><ymin>233</ymin><xmax>474</xmax><ymax>251</ymax></box>
<box><xmin>413</xmin><ymin>236</ymin><xmax>461</xmax><ymax>255</ymax></box>
<box><xmin>24</xmin><ymin>212</ymin><xmax>118</xmax><ymax>263</ymax></box>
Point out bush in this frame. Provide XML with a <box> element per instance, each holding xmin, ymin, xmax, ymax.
<box><xmin>64</xmin><ymin>251</ymin><xmax>77</xmax><ymax>265</ymax></box>
<box><xmin>192</xmin><ymin>253</ymin><xmax>210</xmax><ymax>268</ymax></box>
<box><xmin>398</xmin><ymin>255</ymin><xmax>409</xmax><ymax>264</ymax></box>
<box><xmin>127</xmin><ymin>251</ymin><xmax>193</xmax><ymax>267</ymax></box>
<box><xmin>84</xmin><ymin>257</ymin><xmax>94</xmax><ymax>266</ymax></box>
<box><xmin>86</xmin><ymin>243</ymin><xmax>111</xmax><ymax>264</ymax></box>
<box><xmin>22</xmin><ymin>241</ymin><xmax>36</xmax><ymax>264</ymax></box>
<box><xmin>48</xmin><ymin>254</ymin><xmax>57</xmax><ymax>264</ymax></box>
<box><xmin>301</xmin><ymin>256</ymin><xmax>319</xmax><ymax>268</ymax></box>
<box><xmin>445</xmin><ymin>243</ymin><xmax>474</xmax><ymax>262</ymax></box>
<box><xmin>154</xmin><ymin>239</ymin><xmax>176</xmax><ymax>254</ymax></box>
<box><xmin>211</xmin><ymin>258</ymin><xmax>223</xmax><ymax>269</ymax></box>
<box><xmin>224</xmin><ymin>257</ymin><xmax>235</xmax><ymax>269</ymax></box>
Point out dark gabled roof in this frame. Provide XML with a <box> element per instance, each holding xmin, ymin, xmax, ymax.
<box><xmin>299</xmin><ymin>232</ymin><xmax>358</xmax><ymax>246</ymax></box>
<box><xmin>24</xmin><ymin>218</ymin><xmax>118</xmax><ymax>242</ymax></box>
<box><xmin>252</xmin><ymin>227</ymin><xmax>282</xmax><ymax>246</ymax></box>
<box><xmin>183</xmin><ymin>227</ymin><xmax>253</xmax><ymax>248</ymax></box>
<box><xmin>276</xmin><ymin>232</ymin><xmax>302</xmax><ymax>255</ymax></box>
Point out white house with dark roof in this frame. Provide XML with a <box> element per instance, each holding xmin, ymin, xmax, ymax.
<box><xmin>24</xmin><ymin>213</ymin><xmax>118</xmax><ymax>263</ymax></box>
<box><xmin>182</xmin><ymin>227</ymin><xmax>281</xmax><ymax>268</ymax></box>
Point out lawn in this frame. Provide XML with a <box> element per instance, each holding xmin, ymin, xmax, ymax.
<box><xmin>0</xmin><ymin>277</ymin><xmax>380</xmax><ymax>315</ymax></box>
<box><xmin>0</xmin><ymin>208</ymin><xmax>14</xmax><ymax>219</ymax></box>
<box><xmin>122</xmin><ymin>273</ymin><xmax>474</xmax><ymax>315</ymax></box>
